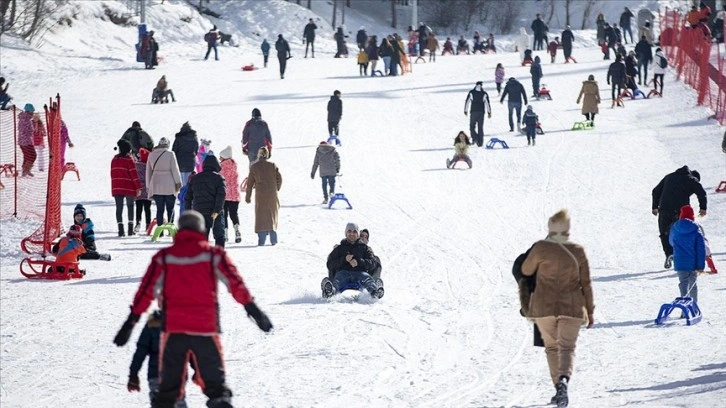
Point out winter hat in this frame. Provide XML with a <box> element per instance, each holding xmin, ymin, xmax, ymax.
<box><xmin>252</xmin><ymin>108</ymin><xmax>261</xmax><ymax>118</ymax></box>
<box><xmin>178</xmin><ymin>210</ymin><xmax>205</xmax><ymax>234</ymax></box>
<box><xmin>24</xmin><ymin>103</ymin><xmax>35</xmax><ymax>112</ymax></box>
<box><xmin>475</xmin><ymin>81</ymin><xmax>483</xmax><ymax>86</ymax></box>
<box><xmin>588</xmin><ymin>74</ymin><xmax>595</xmax><ymax>80</ymax></box>
<box><xmin>219</xmin><ymin>145</ymin><xmax>233</xmax><ymax>160</ymax></box>
<box><xmin>690</xmin><ymin>170</ymin><xmax>701</xmax><ymax>181</ymax></box>
<box><xmin>132</xmin><ymin>121</ymin><xmax>141</xmax><ymax>129</ymax></box>
<box><xmin>67</xmin><ymin>225</ymin><xmax>82</xmax><ymax>238</ymax></box>
<box><xmin>547</xmin><ymin>209</ymin><xmax>571</xmax><ymax>234</ymax></box>
<box><xmin>345</xmin><ymin>222</ymin><xmax>359</xmax><ymax>234</ymax></box>
<box><xmin>526</xmin><ymin>105</ymin><xmax>533</xmax><ymax>110</ymax></box>
<box><xmin>138</xmin><ymin>147</ymin><xmax>150</xmax><ymax>163</ymax></box>
<box><xmin>73</xmin><ymin>204</ymin><xmax>87</xmax><ymax>220</ymax></box>
<box><xmin>679</xmin><ymin>205</ymin><xmax>695</xmax><ymax>221</ymax></box>
<box><xmin>117</xmin><ymin>139</ymin><xmax>132</xmax><ymax>156</ymax></box>
<box><xmin>333</xmin><ymin>90</ymin><xmax>341</xmax><ymax>96</ymax></box>
<box><xmin>278</xmin><ymin>34</ymin><xmax>283</xmax><ymax>39</ymax></box>
<box><xmin>319</xmin><ymin>140</ymin><xmax>328</xmax><ymax>145</ymax></box>
<box><xmin>158</xmin><ymin>137</ymin><xmax>170</xmax><ymax>148</ymax></box>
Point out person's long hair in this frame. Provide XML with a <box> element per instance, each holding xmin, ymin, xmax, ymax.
<box><xmin>454</xmin><ymin>131</ymin><xmax>471</xmax><ymax>145</ymax></box>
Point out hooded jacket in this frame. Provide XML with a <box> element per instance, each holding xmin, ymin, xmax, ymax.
<box><xmin>327</xmin><ymin>95</ymin><xmax>342</xmax><ymax>122</ymax></box>
<box><xmin>185</xmin><ymin>155</ymin><xmax>225</xmax><ymax>214</ymax></box>
<box><xmin>652</xmin><ymin>166</ymin><xmax>707</xmax><ymax>212</ymax></box>
<box><xmin>607</xmin><ymin>60</ymin><xmax>626</xmax><ymax>85</ymax></box>
<box><xmin>327</xmin><ymin>238</ymin><xmax>376</xmax><ymax>273</ymax></box>
<box><xmin>669</xmin><ymin>219</ymin><xmax>706</xmax><ymax>271</ymax></box>
<box><xmin>146</xmin><ymin>146</ymin><xmax>182</xmax><ymax>197</ymax></box>
<box><xmin>311</xmin><ymin>143</ymin><xmax>340</xmax><ymax>178</ymax></box>
<box><xmin>172</xmin><ymin>123</ymin><xmax>200</xmax><ymax>172</ymax></box>
<box><xmin>577</xmin><ymin>80</ymin><xmax>600</xmax><ymax>114</ymax></box>
<box><xmin>530</xmin><ymin>56</ymin><xmax>543</xmax><ymax>79</ymax></box>
<box><xmin>242</xmin><ymin>118</ymin><xmax>272</xmax><ymax>159</ymax></box>
<box><xmin>500</xmin><ymin>78</ymin><xmax>528</xmax><ymax>104</ymax></box>
<box><xmin>219</xmin><ymin>158</ymin><xmax>241</xmax><ymax>202</ymax></box>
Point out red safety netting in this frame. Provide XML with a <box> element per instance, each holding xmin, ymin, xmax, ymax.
<box><xmin>660</xmin><ymin>9</ymin><xmax>726</xmax><ymax>124</ymax></box>
<box><xmin>0</xmin><ymin>95</ymin><xmax>63</xmax><ymax>255</ymax></box>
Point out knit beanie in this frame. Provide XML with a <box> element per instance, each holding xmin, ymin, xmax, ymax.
<box><xmin>158</xmin><ymin>137</ymin><xmax>170</xmax><ymax>148</ymax></box>
<box><xmin>24</xmin><ymin>103</ymin><xmax>35</xmax><ymax>112</ymax></box>
<box><xmin>219</xmin><ymin>145</ymin><xmax>233</xmax><ymax>160</ymax></box>
<box><xmin>178</xmin><ymin>210</ymin><xmax>205</xmax><ymax>233</ymax></box>
<box><xmin>73</xmin><ymin>204</ymin><xmax>87</xmax><ymax>220</ymax></box>
<box><xmin>547</xmin><ymin>209</ymin><xmax>570</xmax><ymax>234</ymax></box>
<box><xmin>679</xmin><ymin>205</ymin><xmax>695</xmax><ymax>221</ymax></box>
<box><xmin>117</xmin><ymin>139</ymin><xmax>132</xmax><ymax>156</ymax></box>
<box><xmin>345</xmin><ymin>222</ymin><xmax>359</xmax><ymax>234</ymax></box>
<box><xmin>252</xmin><ymin>108</ymin><xmax>261</xmax><ymax>118</ymax></box>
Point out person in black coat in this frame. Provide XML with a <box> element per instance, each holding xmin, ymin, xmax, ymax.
<box><xmin>652</xmin><ymin>166</ymin><xmax>707</xmax><ymax>267</ymax></box>
<box><xmin>620</xmin><ymin>7</ymin><xmax>635</xmax><ymax>43</ymax></box>
<box><xmin>634</xmin><ymin>36</ymin><xmax>653</xmax><ymax>85</ymax></box>
<box><xmin>356</xmin><ymin>27</ymin><xmax>368</xmax><ymax>49</ymax></box>
<box><xmin>464</xmin><ymin>81</ymin><xmax>492</xmax><ymax>147</ymax></box>
<box><xmin>416</xmin><ymin>23</ymin><xmax>430</xmax><ymax>56</ymax></box>
<box><xmin>171</xmin><ymin>121</ymin><xmax>199</xmax><ymax>186</ymax></box>
<box><xmin>184</xmin><ymin>154</ymin><xmax>226</xmax><ymax>247</ymax></box>
<box><xmin>334</xmin><ymin>27</ymin><xmax>348</xmax><ymax>58</ymax></box>
<box><xmin>275</xmin><ymin>34</ymin><xmax>291</xmax><ymax>79</ymax></box>
<box><xmin>531</xmin><ymin>14</ymin><xmax>548</xmax><ymax>50</ymax></box>
<box><xmin>303</xmin><ymin>18</ymin><xmax>317</xmax><ymax>58</ymax></box>
<box><xmin>327</xmin><ymin>90</ymin><xmax>342</xmax><ymax>136</ymax></box>
<box><xmin>603</xmin><ymin>23</ymin><xmax>618</xmax><ymax>60</ymax></box>
<box><xmin>561</xmin><ymin>26</ymin><xmax>575</xmax><ymax>62</ymax></box>
<box><xmin>530</xmin><ymin>56</ymin><xmax>543</xmax><ymax>97</ymax></box>
<box><xmin>500</xmin><ymin>77</ymin><xmax>528</xmax><ymax>132</ymax></box>
<box><xmin>607</xmin><ymin>54</ymin><xmax>626</xmax><ymax>102</ymax></box>
<box><xmin>325</xmin><ymin>222</ymin><xmax>383</xmax><ymax>298</ymax></box>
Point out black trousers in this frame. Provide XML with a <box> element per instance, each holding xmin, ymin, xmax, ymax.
<box><xmin>278</xmin><ymin>56</ymin><xmax>287</xmax><ymax>76</ymax></box>
<box><xmin>224</xmin><ymin>201</ymin><xmax>240</xmax><ymax>227</ymax></box>
<box><xmin>203</xmin><ymin>211</ymin><xmax>226</xmax><ymax>247</ymax></box>
<box><xmin>328</xmin><ymin>120</ymin><xmax>339</xmax><ymax>136</ymax></box>
<box><xmin>658</xmin><ymin>209</ymin><xmax>680</xmax><ymax>257</ymax></box>
<box><xmin>135</xmin><ymin>199</ymin><xmax>152</xmax><ymax>226</ymax></box>
<box><xmin>114</xmin><ymin>195</ymin><xmax>134</xmax><ymax>224</ymax></box>
<box><xmin>153</xmin><ymin>333</ymin><xmax>232</xmax><ymax>408</ymax></box>
<box><xmin>305</xmin><ymin>39</ymin><xmax>314</xmax><ymax>57</ymax></box>
<box><xmin>469</xmin><ymin>111</ymin><xmax>485</xmax><ymax>146</ymax></box>
<box><xmin>611</xmin><ymin>82</ymin><xmax>623</xmax><ymax>101</ymax></box>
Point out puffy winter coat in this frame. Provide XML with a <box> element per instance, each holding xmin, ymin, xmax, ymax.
<box><xmin>530</xmin><ymin>57</ymin><xmax>543</xmax><ymax>80</ymax></box>
<box><xmin>303</xmin><ymin>22</ymin><xmax>317</xmax><ymax>41</ymax></box>
<box><xmin>500</xmin><ymin>78</ymin><xmax>528</xmax><ymax>104</ymax></box>
<box><xmin>311</xmin><ymin>144</ymin><xmax>340</xmax><ymax>178</ymax></box>
<box><xmin>454</xmin><ymin>141</ymin><xmax>470</xmax><ymax>156</ymax></box>
<box><xmin>219</xmin><ymin>158</ymin><xmax>241</xmax><ymax>202</ymax></box>
<box><xmin>130</xmin><ymin>229</ymin><xmax>254</xmax><ymax>334</ymax></box>
<box><xmin>652</xmin><ymin>166</ymin><xmax>707</xmax><ymax>212</ymax></box>
<box><xmin>635</xmin><ymin>39</ymin><xmax>653</xmax><ymax>63</ymax></box>
<box><xmin>129</xmin><ymin>320</ymin><xmax>160</xmax><ymax>380</ymax></box>
<box><xmin>135</xmin><ymin>161</ymin><xmax>149</xmax><ymax>200</ymax></box>
<box><xmin>18</xmin><ymin>111</ymin><xmax>33</xmax><ymax>146</ymax></box>
<box><xmin>577</xmin><ymin>80</ymin><xmax>600</xmax><ymax>114</ymax></box>
<box><xmin>185</xmin><ymin>155</ymin><xmax>225</xmax><ymax>215</ymax></box>
<box><xmin>275</xmin><ymin>38</ymin><xmax>290</xmax><ymax>57</ymax></box>
<box><xmin>669</xmin><ymin>219</ymin><xmax>706</xmax><ymax>272</ymax></box>
<box><xmin>242</xmin><ymin>118</ymin><xmax>272</xmax><ymax>158</ymax></box>
<box><xmin>121</xmin><ymin>127</ymin><xmax>154</xmax><ymax>154</ymax></box>
<box><xmin>327</xmin><ymin>238</ymin><xmax>376</xmax><ymax>274</ymax></box>
<box><xmin>607</xmin><ymin>61</ymin><xmax>626</xmax><ymax>86</ymax></box>
<box><xmin>327</xmin><ymin>95</ymin><xmax>342</xmax><ymax>122</ymax></box>
<box><xmin>172</xmin><ymin>124</ymin><xmax>200</xmax><ymax>172</ymax></box>
<box><xmin>111</xmin><ymin>154</ymin><xmax>141</xmax><ymax>196</ymax></box>
<box><xmin>52</xmin><ymin>236</ymin><xmax>86</xmax><ymax>263</ymax></box>
<box><xmin>495</xmin><ymin>67</ymin><xmax>505</xmax><ymax>84</ymax></box>
<box><xmin>245</xmin><ymin>157</ymin><xmax>282</xmax><ymax>232</ymax></box>
<box><xmin>465</xmin><ymin>87</ymin><xmax>491</xmax><ymax>114</ymax></box>
<box><xmin>522</xmin><ymin>108</ymin><xmax>538</xmax><ymax>126</ymax></box>
<box><xmin>521</xmin><ymin>239</ymin><xmax>594</xmax><ymax>319</ymax></box>
<box><xmin>147</xmin><ymin>147</ymin><xmax>181</xmax><ymax>197</ymax></box>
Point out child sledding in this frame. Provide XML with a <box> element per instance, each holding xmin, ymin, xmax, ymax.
<box><xmin>446</xmin><ymin>131</ymin><xmax>473</xmax><ymax>169</ymax></box>
<box><xmin>151</xmin><ymin>75</ymin><xmax>175</xmax><ymax>104</ymax></box>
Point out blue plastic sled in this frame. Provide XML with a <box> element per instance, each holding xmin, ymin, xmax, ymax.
<box><xmin>485</xmin><ymin>138</ymin><xmax>509</xmax><ymax>149</ymax></box>
<box><xmin>328</xmin><ymin>193</ymin><xmax>352</xmax><ymax>209</ymax></box>
<box><xmin>327</xmin><ymin>134</ymin><xmax>342</xmax><ymax>146</ymax></box>
<box><xmin>654</xmin><ymin>297</ymin><xmax>702</xmax><ymax>326</ymax></box>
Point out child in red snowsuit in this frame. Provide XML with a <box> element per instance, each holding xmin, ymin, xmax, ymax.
<box><xmin>548</xmin><ymin>37</ymin><xmax>560</xmax><ymax>63</ymax></box>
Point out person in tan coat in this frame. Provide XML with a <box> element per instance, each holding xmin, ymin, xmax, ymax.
<box><xmin>245</xmin><ymin>146</ymin><xmax>282</xmax><ymax>246</ymax></box>
<box><xmin>426</xmin><ymin>32</ymin><xmax>439</xmax><ymax>62</ymax></box>
<box><xmin>576</xmin><ymin>75</ymin><xmax>600</xmax><ymax>125</ymax></box>
<box><xmin>521</xmin><ymin>209</ymin><xmax>595</xmax><ymax>408</ymax></box>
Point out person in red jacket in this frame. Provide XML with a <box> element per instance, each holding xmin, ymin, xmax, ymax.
<box><xmin>111</xmin><ymin>139</ymin><xmax>142</xmax><ymax>237</ymax></box>
<box><xmin>113</xmin><ymin>210</ymin><xmax>272</xmax><ymax>408</ymax></box>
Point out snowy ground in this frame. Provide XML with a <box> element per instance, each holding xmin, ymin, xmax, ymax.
<box><xmin>1</xmin><ymin>1</ymin><xmax>725</xmax><ymax>407</ymax></box>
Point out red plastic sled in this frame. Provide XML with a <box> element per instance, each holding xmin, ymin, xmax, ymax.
<box><xmin>20</xmin><ymin>258</ymin><xmax>85</xmax><ymax>280</ymax></box>
<box><xmin>242</xmin><ymin>64</ymin><xmax>258</xmax><ymax>71</ymax></box>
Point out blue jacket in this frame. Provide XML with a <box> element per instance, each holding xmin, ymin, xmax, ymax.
<box><xmin>669</xmin><ymin>219</ymin><xmax>705</xmax><ymax>271</ymax></box>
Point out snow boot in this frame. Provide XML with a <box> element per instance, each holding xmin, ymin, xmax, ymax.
<box><xmin>321</xmin><ymin>278</ymin><xmax>334</xmax><ymax>298</ymax></box>
<box><xmin>446</xmin><ymin>158</ymin><xmax>451</xmax><ymax>168</ymax></box>
<box><xmin>224</xmin><ymin>227</ymin><xmax>229</xmax><ymax>243</ymax></box>
<box><xmin>322</xmin><ymin>197</ymin><xmax>329</xmax><ymax>204</ymax></box>
<box><xmin>118</xmin><ymin>223</ymin><xmax>125</xmax><ymax>237</ymax></box>
<box><xmin>664</xmin><ymin>254</ymin><xmax>673</xmax><ymax>269</ymax></box>
<box><xmin>99</xmin><ymin>253</ymin><xmax>112</xmax><ymax>261</ymax></box>
<box><xmin>234</xmin><ymin>224</ymin><xmax>242</xmax><ymax>244</ymax></box>
<box><xmin>373</xmin><ymin>286</ymin><xmax>385</xmax><ymax>299</ymax></box>
<box><xmin>134</xmin><ymin>221</ymin><xmax>141</xmax><ymax>233</ymax></box>
<box><xmin>128</xmin><ymin>222</ymin><xmax>135</xmax><ymax>236</ymax></box>
<box><xmin>554</xmin><ymin>376</ymin><xmax>568</xmax><ymax>407</ymax></box>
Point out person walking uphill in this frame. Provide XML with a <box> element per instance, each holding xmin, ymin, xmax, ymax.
<box><xmin>576</xmin><ymin>75</ymin><xmax>600</xmax><ymax>125</ymax></box>
<box><xmin>185</xmin><ymin>154</ymin><xmax>226</xmax><ymax>248</ymax></box>
<box><xmin>303</xmin><ymin>18</ymin><xmax>317</xmax><ymax>58</ymax></box>
<box><xmin>245</xmin><ymin>147</ymin><xmax>282</xmax><ymax>246</ymax></box>
<box><xmin>500</xmin><ymin>77</ymin><xmax>528</xmax><ymax>132</ymax></box>
<box><xmin>204</xmin><ymin>26</ymin><xmax>220</xmax><ymax>61</ymax></box>
<box><xmin>561</xmin><ymin>26</ymin><xmax>575</xmax><ymax>63</ymax></box>
<box><xmin>311</xmin><ymin>141</ymin><xmax>341</xmax><ymax>204</ymax></box>
<box><xmin>111</xmin><ymin>140</ymin><xmax>142</xmax><ymax>237</ymax></box>
<box><xmin>121</xmin><ymin>121</ymin><xmax>154</xmax><ymax>156</ymax></box>
<box><xmin>242</xmin><ymin>108</ymin><xmax>272</xmax><ymax>166</ymax></box>
<box><xmin>607</xmin><ymin>55</ymin><xmax>626</xmax><ymax>105</ymax></box>
<box><xmin>147</xmin><ymin>137</ymin><xmax>182</xmax><ymax>230</ymax></box>
<box><xmin>275</xmin><ymin>34</ymin><xmax>291</xmax><ymax>79</ymax></box>
<box><xmin>669</xmin><ymin>205</ymin><xmax>706</xmax><ymax>304</ymax></box>
<box><xmin>652</xmin><ymin>166</ymin><xmax>707</xmax><ymax>269</ymax></box>
<box><xmin>172</xmin><ymin>122</ymin><xmax>199</xmax><ymax>186</ymax></box>
<box><xmin>464</xmin><ymin>81</ymin><xmax>492</xmax><ymax>147</ymax></box>
<box><xmin>530</xmin><ymin>56</ymin><xmax>543</xmax><ymax>97</ymax></box>
<box><xmin>261</xmin><ymin>39</ymin><xmax>270</xmax><ymax>68</ymax></box>
<box><xmin>18</xmin><ymin>103</ymin><xmax>37</xmax><ymax>177</ymax></box>
<box><xmin>327</xmin><ymin>90</ymin><xmax>342</xmax><ymax>137</ymax></box>
<box><xmin>521</xmin><ymin>209</ymin><xmax>595</xmax><ymax>408</ymax></box>
<box><xmin>112</xmin><ymin>210</ymin><xmax>273</xmax><ymax>408</ymax></box>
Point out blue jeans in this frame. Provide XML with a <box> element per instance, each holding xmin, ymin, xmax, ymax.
<box><xmin>0</xmin><ymin>94</ymin><xmax>10</xmax><ymax>110</ymax></box>
<box><xmin>382</xmin><ymin>56</ymin><xmax>391</xmax><ymax>74</ymax></box>
<box><xmin>153</xmin><ymin>195</ymin><xmax>176</xmax><ymax>226</ymax></box>
<box><xmin>332</xmin><ymin>270</ymin><xmax>379</xmax><ymax>295</ymax></box>
<box><xmin>205</xmin><ymin>44</ymin><xmax>218</xmax><ymax>60</ymax></box>
<box><xmin>180</xmin><ymin>172</ymin><xmax>191</xmax><ymax>187</ymax></box>
<box><xmin>677</xmin><ymin>270</ymin><xmax>698</xmax><ymax>303</ymax></box>
<box><xmin>257</xmin><ymin>231</ymin><xmax>277</xmax><ymax>246</ymax></box>
<box><xmin>202</xmin><ymin>211</ymin><xmax>226</xmax><ymax>247</ymax></box>
<box><xmin>321</xmin><ymin>176</ymin><xmax>336</xmax><ymax>199</ymax></box>
<box><xmin>507</xmin><ymin>102</ymin><xmax>522</xmax><ymax>131</ymax></box>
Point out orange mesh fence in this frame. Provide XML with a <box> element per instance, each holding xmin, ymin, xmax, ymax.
<box><xmin>0</xmin><ymin>95</ymin><xmax>62</xmax><ymax>255</ymax></box>
<box><xmin>660</xmin><ymin>9</ymin><xmax>726</xmax><ymax>124</ymax></box>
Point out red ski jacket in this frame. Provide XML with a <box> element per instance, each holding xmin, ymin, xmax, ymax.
<box><xmin>131</xmin><ymin>229</ymin><xmax>254</xmax><ymax>334</ymax></box>
<box><xmin>111</xmin><ymin>155</ymin><xmax>141</xmax><ymax>196</ymax></box>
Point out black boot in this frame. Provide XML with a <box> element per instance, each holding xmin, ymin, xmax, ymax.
<box><xmin>128</xmin><ymin>222</ymin><xmax>135</xmax><ymax>236</ymax></box>
<box><xmin>117</xmin><ymin>223</ymin><xmax>125</xmax><ymax>237</ymax></box>
<box><xmin>554</xmin><ymin>376</ymin><xmax>569</xmax><ymax>407</ymax></box>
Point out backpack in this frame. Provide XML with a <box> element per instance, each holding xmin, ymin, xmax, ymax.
<box><xmin>658</xmin><ymin>55</ymin><xmax>668</xmax><ymax>69</ymax></box>
<box><xmin>204</xmin><ymin>32</ymin><xmax>214</xmax><ymax>43</ymax></box>
<box><xmin>512</xmin><ymin>246</ymin><xmax>536</xmax><ymax>317</ymax></box>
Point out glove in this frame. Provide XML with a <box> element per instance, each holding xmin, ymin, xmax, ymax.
<box><xmin>464</xmin><ymin>111</ymin><xmax>468</xmax><ymax>116</ymax></box>
<box><xmin>651</xmin><ymin>209</ymin><xmax>658</xmax><ymax>216</ymax></box>
<box><xmin>211</xmin><ymin>212</ymin><xmax>218</xmax><ymax>220</ymax></box>
<box><xmin>127</xmin><ymin>374</ymin><xmax>141</xmax><ymax>392</ymax></box>
<box><xmin>113</xmin><ymin>312</ymin><xmax>140</xmax><ymax>347</ymax></box>
<box><xmin>245</xmin><ymin>197</ymin><xmax>251</xmax><ymax>204</ymax></box>
<box><xmin>310</xmin><ymin>173</ymin><xmax>315</xmax><ymax>179</ymax></box>
<box><xmin>175</xmin><ymin>182</ymin><xmax>182</xmax><ymax>193</ymax></box>
<box><xmin>242</xmin><ymin>149</ymin><xmax>248</xmax><ymax>156</ymax></box>
<box><xmin>607</xmin><ymin>81</ymin><xmax>610</xmax><ymax>85</ymax></box>
<box><xmin>244</xmin><ymin>302</ymin><xmax>273</xmax><ymax>332</ymax></box>
<box><xmin>488</xmin><ymin>113</ymin><xmax>491</xmax><ymax>119</ymax></box>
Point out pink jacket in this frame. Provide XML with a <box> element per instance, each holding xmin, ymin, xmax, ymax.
<box><xmin>220</xmin><ymin>158</ymin><xmax>240</xmax><ymax>202</ymax></box>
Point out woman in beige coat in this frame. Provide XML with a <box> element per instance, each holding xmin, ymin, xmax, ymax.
<box><xmin>521</xmin><ymin>209</ymin><xmax>595</xmax><ymax>407</ymax></box>
<box><xmin>146</xmin><ymin>137</ymin><xmax>182</xmax><ymax>227</ymax></box>
<box><xmin>576</xmin><ymin>74</ymin><xmax>600</xmax><ymax>125</ymax></box>
<box><xmin>245</xmin><ymin>146</ymin><xmax>282</xmax><ymax>246</ymax></box>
